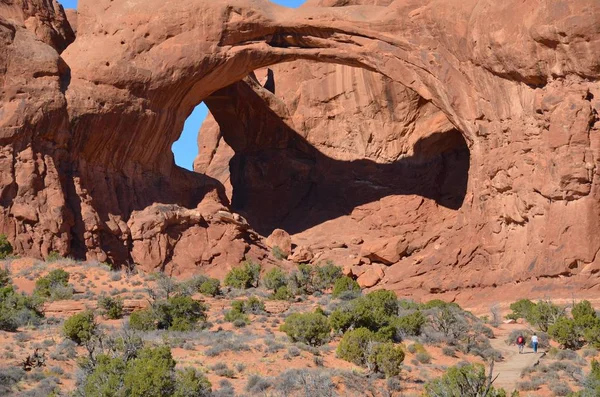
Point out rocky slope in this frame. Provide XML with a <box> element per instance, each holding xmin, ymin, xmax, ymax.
<box><xmin>0</xmin><ymin>0</ymin><xmax>599</xmax><ymax>299</ymax></box>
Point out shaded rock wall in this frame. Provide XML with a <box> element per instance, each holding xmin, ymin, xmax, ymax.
<box><xmin>0</xmin><ymin>0</ymin><xmax>598</xmax><ymax>297</ymax></box>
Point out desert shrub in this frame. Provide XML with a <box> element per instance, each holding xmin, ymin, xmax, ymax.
<box><xmin>416</xmin><ymin>351</ymin><xmax>432</xmax><ymax>364</ymax></box>
<box><xmin>332</xmin><ymin>276</ymin><xmax>360</xmax><ymax>298</ymax></box>
<box><xmin>430</xmin><ymin>305</ymin><xmax>469</xmax><ymax>343</ymax></box>
<box><xmin>34</xmin><ymin>269</ymin><xmax>72</xmax><ymax>300</ymax></box>
<box><xmin>529</xmin><ymin>300</ymin><xmax>565</xmax><ymax>332</ymax></box>
<box><xmin>129</xmin><ymin>296</ymin><xmax>207</xmax><ymax>332</ymax></box>
<box><xmin>548</xmin><ymin>317</ymin><xmax>582</xmax><ymax>349</ymax></box>
<box><xmin>280</xmin><ymin>311</ymin><xmax>331</xmax><ymax>346</ymax></box>
<box><xmin>123</xmin><ymin>345</ymin><xmax>177</xmax><ymax>396</ymax></box>
<box><xmin>46</xmin><ymin>251</ymin><xmax>63</xmax><ymax>262</ymax></box>
<box><xmin>198</xmin><ymin>278</ymin><xmax>221</xmax><ymax>297</ymax></box>
<box><xmin>0</xmin><ymin>283</ymin><xmax>44</xmax><ymax>331</ymax></box>
<box><xmin>0</xmin><ymin>366</ymin><xmax>25</xmax><ymax>395</ymax></box>
<box><xmin>244</xmin><ymin>296</ymin><xmax>265</xmax><ymax>314</ymax></box>
<box><xmin>211</xmin><ymin>363</ymin><xmax>235</xmax><ymax>378</ymax></box>
<box><xmin>271</xmin><ymin>286</ymin><xmax>294</xmax><ymax>301</ymax></box>
<box><xmin>272</xmin><ymin>246</ymin><xmax>287</xmax><ymax>260</ymax></box>
<box><xmin>154</xmin><ymin>296</ymin><xmax>208</xmax><ymax>331</ymax></box>
<box><xmin>98</xmin><ymin>295</ymin><xmax>124</xmax><ymax>319</ymax></box>
<box><xmin>263</xmin><ymin>268</ymin><xmax>288</xmax><ymax>291</ymax></box>
<box><xmin>337</xmin><ymin>328</ymin><xmax>383</xmax><ymax>366</ymax></box>
<box><xmin>420</xmin><ymin>299</ymin><xmax>460</xmax><ymax>310</ymax></box>
<box><xmin>369</xmin><ymin>342</ymin><xmax>405</xmax><ymax>377</ymax></box>
<box><xmin>246</xmin><ymin>374</ymin><xmax>272</xmax><ymax>394</ymax></box>
<box><xmin>0</xmin><ymin>267</ymin><xmax>10</xmax><ymax>287</ymax></box>
<box><xmin>329</xmin><ymin>306</ymin><xmax>355</xmax><ymax>333</ymax></box>
<box><xmin>506</xmin><ymin>298</ymin><xmax>536</xmax><ymax>320</ymax></box>
<box><xmin>224</xmin><ymin>260</ymin><xmax>261</xmax><ymax>289</ymax></box>
<box><xmin>392</xmin><ymin>311</ymin><xmax>426</xmax><ymax>337</ymax></box>
<box><xmin>63</xmin><ymin>310</ymin><xmax>96</xmax><ymax>345</ymax></box>
<box><xmin>424</xmin><ymin>363</ymin><xmax>507</xmax><ymax>397</ymax></box>
<box><xmin>442</xmin><ymin>346</ymin><xmax>457</xmax><ymax>357</ymax></box>
<box><xmin>79</xmin><ymin>345</ymin><xmax>209</xmax><ymax>397</ymax></box>
<box><xmin>0</xmin><ymin>234</ymin><xmax>13</xmax><ymax>259</ymax></box>
<box><xmin>549</xmin><ymin>382</ymin><xmax>571</xmax><ymax>396</ymax></box>
<box><xmin>314</xmin><ymin>261</ymin><xmax>343</xmax><ymax>290</ymax></box>
<box><xmin>129</xmin><ymin>308</ymin><xmax>156</xmax><ymax>331</ymax></box>
<box><xmin>578</xmin><ymin>359</ymin><xmax>600</xmax><ymax>397</ymax></box>
<box><xmin>288</xmin><ymin>263</ymin><xmax>315</xmax><ymax>295</ymax></box>
<box><xmin>174</xmin><ymin>368</ymin><xmax>212</xmax><ymax>397</ymax></box>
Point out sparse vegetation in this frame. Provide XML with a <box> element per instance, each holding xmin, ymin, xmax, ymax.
<box><xmin>424</xmin><ymin>363</ymin><xmax>506</xmax><ymax>396</ymax></box>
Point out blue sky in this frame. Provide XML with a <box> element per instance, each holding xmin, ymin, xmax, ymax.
<box><xmin>58</xmin><ymin>0</ymin><xmax>306</xmax><ymax>170</ymax></box>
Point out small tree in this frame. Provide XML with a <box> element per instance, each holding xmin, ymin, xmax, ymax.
<box><xmin>123</xmin><ymin>346</ymin><xmax>177</xmax><ymax>397</ymax></box>
<box><xmin>64</xmin><ymin>310</ymin><xmax>97</xmax><ymax>345</ymax></box>
<box><xmin>529</xmin><ymin>300</ymin><xmax>565</xmax><ymax>332</ymax></box>
<box><xmin>280</xmin><ymin>311</ymin><xmax>331</xmax><ymax>346</ymax></box>
<box><xmin>548</xmin><ymin>317</ymin><xmax>581</xmax><ymax>349</ymax></box>
<box><xmin>369</xmin><ymin>342</ymin><xmax>405</xmax><ymax>378</ymax></box>
<box><xmin>198</xmin><ymin>278</ymin><xmax>221</xmax><ymax>297</ymax></box>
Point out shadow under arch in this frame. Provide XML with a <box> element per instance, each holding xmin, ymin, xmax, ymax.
<box><xmin>203</xmin><ymin>71</ymin><xmax>470</xmax><ymax>236</ymax></box>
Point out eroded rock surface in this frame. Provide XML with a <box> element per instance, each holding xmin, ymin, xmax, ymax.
<box><xmin>0</xmin><ymin>0</ymin><xmax>599</xmax><ymax>298</ymax></box>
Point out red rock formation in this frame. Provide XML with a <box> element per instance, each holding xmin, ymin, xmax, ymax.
<box><xmin>0</xmin><ymin>0</ymin><xmax>599</xmax><ymax>298</ymax></box>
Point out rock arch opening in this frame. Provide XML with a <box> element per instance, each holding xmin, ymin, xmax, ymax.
<box><xmin>196</xmin><ymin>63</ymin><xmax>470</xmax><ymax>238</ymax></box>
<box><xmin>172</xmin><ymin>103</ymin><xmax>209</xmax><ymax>171</ymax></box>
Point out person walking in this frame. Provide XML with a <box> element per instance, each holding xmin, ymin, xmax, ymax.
<box><xmin>531</xmin><ymin>333</ymin><xmax>539</xmax><ymax>353</ymax></box>
<box><xmin>516</xmin><ymin>334</ymin><xmax>525</xmax><ymax>354</ymax></box>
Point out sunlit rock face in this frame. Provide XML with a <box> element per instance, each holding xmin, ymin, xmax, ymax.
<box><xmin>1</xmin><ymin>0</ymin><xmax>599</xmax><ymax>298</ymax></box>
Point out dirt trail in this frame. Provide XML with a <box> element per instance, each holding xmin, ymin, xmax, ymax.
<box><xmin>489</xmin><ymin>325</ymin><xmax>544</xmax><ymax>392</ymax></box>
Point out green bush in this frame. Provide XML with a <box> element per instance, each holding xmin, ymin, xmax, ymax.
<box><xmin>420</xmin><ymin>299</ymin><xmax>460</xmax><ymax>310</ymax></box>
<box><xmin>224</xmin><ymin>260</ymin><xmax>261</xmax><ymax>289</ymax></box>
<box><xmin>506</xmin><ymin>299</ymin><xmax>536</xmax><ymax>320</ymax></box>
<box><xmin>129</xmin><ymin>296</ymin><xmax>207</xmax><ymax>332</ymax></box>
<box><xmin>0</xmin><ymin>267</ymin><xmax>10</xmax><ymax>287</ymax></box>
<box><xmin>244</xmin><ymin>296</ymin><xmax>265</xmax><ymax>314</ymax></box>
<box><xmin>424</xmin><ymin>363</ymin><xmax>507</xmax><ymax>397</ymax></box>
<box><xmin>224</xmin><ymin>309</ymin><xmax>250</xmax><ymax>325</ymax></box>
<box><xmin>0</xmin><ymin>235</ymin><xmax>12</xmax><ymax>259</ymax></box>
<box><xmin>123</xmin><ymin>345</ymin><xmax>177</xmax><ymax>396</ymax></box>
<box><xmin>314</xmin><ymin>261</ymin><xmax>343</xmax><ymax>290</ymax></box>
<box><xmin>271</xmin><ymin>286</ymin><xmax>294</xmax><ymax>301</ymax></box>
<box><xmin>198</xmin><ymin>278</ymin><xmax>221</xmax><ymax>297</ymax></box>
<box><xmin>548</xmin><ymin>317</ymin><xmax>581</xmax><ymax>349</ymax></box>
<box><xmin>272</xmin><ymin>246</ymin><xmax>287</xmax><ymax>260</ymax></box>
<box><xmin>174</xmin><ymin>368</ymin><xmax>212</xmax><ymax>397</ymax></box>
<box><xmin>78</xmin><ymin>345</ymin><xmax>212</xmax><ymax>397</ymax></box>
<box><xmin>98</xmin><ymin>295</ymin><xmax>124</xmax><ymax>319</ymax></box>
<box><xmin>369</xmin><ymin>342</ymin><xmax>405</xmax><ymax>378</ymax></box>
<box><xmin>392</xmin><ymin>311</ymin><xmax>426</xmax><ymax>337</ymax></box>
<box><xmin>332</xmin><ymin>276</ymin><xmax>360</xmax><ymax>298</ymax></box>
<box><xmin>263</xmin><ymin>268</ymin><xmax>288</xmax><ymax>291</ymax></box>
<box><xmin>46</xmin><ymin>251</ymin><xmax>63</xmax><ymax>262</ymax></box>
<box><xmin>154</xmin><ymin>296</ymin><xmax>208</xmax><ymax>331</ymax></box>
<box><xmin>529</xmin><ymin>300</ymin><xmax>565</xmax><ymax>332</ymax></box>
<box><xmin>63</xmin><ymin>310</ymin><xmax>96</xmax><ymax>345</ymax></box>
<box><xmin>288</xmin><ymin>263</ymin><xmax>315</xmax><ymax>295</ymax></box>
<box><xmin>34</xmin><ymin>269</ymin><xmax>71</xmax><ymax>300</ymax></box>
<box><xmin>337</xmin><ymin>328</ymin><xmax>385</xmax><ymax>366</ymax></box>
<box><xmin>351</xmin><ymin>289</ymin><xmax>399</xmax><ymax>330</ymax></box>
<box><xmin>280</xmin><ymin>312</ymin><xmax>331</xmax><ymax>346</ymax></box>
<box><xmin>0</xmin><ymin>283</ymin><xmax>44</xmax><ymax>331</ymax></box>
<box><xmin>129</xmin><ymin>309</ymin><xmax>156</xmax><ymax>331</ymax></box>
<box><xmin>329</xmin><ymin>307</ymin><xmax>355</xmax><ymax>333</ymax></box>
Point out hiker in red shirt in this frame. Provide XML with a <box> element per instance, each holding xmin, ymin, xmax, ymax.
<box><xmin>516</xmin><ymin>335</ymin><xmax>525</xmax><ymax>354</ymax></box>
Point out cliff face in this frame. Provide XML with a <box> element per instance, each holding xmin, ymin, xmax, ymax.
<box><xmin>1</xmin><ymin>0</ymin><xmax>599</xmax><ymax>298</ymax></box>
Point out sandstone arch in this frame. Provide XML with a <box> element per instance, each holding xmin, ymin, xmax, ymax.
<box><xmin>1</xmin><ymin>0</ymin><xmax>599</xmax><ymax>298</ymax></box>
